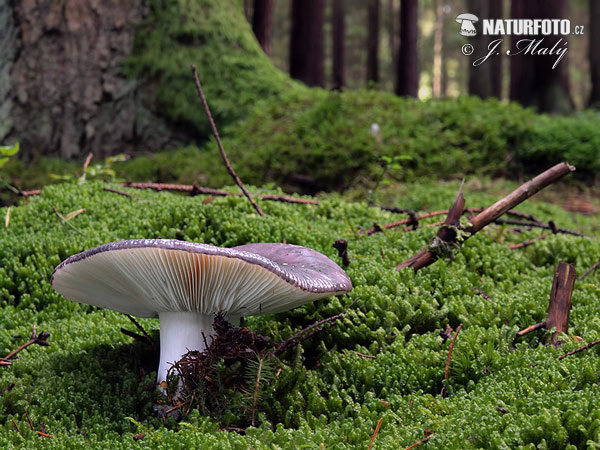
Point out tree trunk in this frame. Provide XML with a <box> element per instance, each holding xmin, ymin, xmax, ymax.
<box><xmin>367</xmin><ymin>0</ymin><xmax>380</xmax><ymax>84</ymax></box>
<box><xmin>432</xmin><ymin>0</ymin><xmax>444</xmax><ymax>98</ymax></box>
<box><xmin>395</xmin><ymin>0</ymin><xmax>419</xmax><ymax>97</ymax></box>
<box><xmin>388</xmin><ymin>0</ymin><xmax>398</xmax><ymax>73</ymax></box>
<box><xmin>332</xmin><ymin>0</ymin><xmax>345</xmax><ymax>89</ymax></box>
<box><xmin>467</xmin><ymin>0</ymin><xmax>493</xmax><ymax>98</ymax></box>
<box><xmin>589</xmin><ymin>0</ymin><xmax>600</xmax><ymax>108</ymax></box>
<box><xmin>289</xmin><ymin>0</ymin><xmax>325</xmax><ymax>87</ymax></box>
<box><xmin>0</xmin><ymin>0</ymin><xmax>168</xmax><ymax>159</ymax></box>
<box><xmin>489</xmin><ymin>0</ymin><xmax>503</xmax><ymax>98</ymax></box>
<box><xmin>509</xmin><ymin>0</ymin><xmax>572</xmax><ymax>113</ymax></box>
<box><xmin>252</xmin><ymin>0</ymin><xmax>274</xmax><ymax>56</ymax></box>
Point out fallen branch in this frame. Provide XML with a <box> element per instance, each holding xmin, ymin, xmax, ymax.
<box><xmin>126</xmin><ymin>315</ymin><xmax>155</xmax><ymax>347</ymax></box>
<box><xmin>516</xmin><ymin>321</ymin><xmax>545</xmax><ymax>337</ymax></box>
<box><xmin>122</xmin><ymin>182</ymin><xmax>318</xmax><ymax>205</ymax></box>
<box><xmin>191</xmin><ymin>65</ymin><xmax>264</xmax><ymax>217</ymax></box>
<box><xmin>1</xmin><ymin>326</ymin><xmax>50</xmax><ymax>362</ymax></box>
<box><xmin>397</xmin><ymin>163</ymin><xmax>576</xmax><ymax>272</ymax></box>
<box><xmin>508</xmin><ymin>233</ymin><xmax>551</xmax><ymax>250</ymax></box>
<box><xmin>102</xmin><ymin>187</ymin><xmax>142</xmax><ymax>201</ymax></box>
<box><xmin>558</xmin><ymin>339</ymin><xmax>600</xmax><ymax>360</ymax></box>
<box><xmin>578</xmin><ymin>259</ymin><xmax>600</xmax><ymax>281</ymax></box>
<box><xmin>404</xmin><ymin>434</ymin><xmax>434</xmax><ymax>450</ymax></box>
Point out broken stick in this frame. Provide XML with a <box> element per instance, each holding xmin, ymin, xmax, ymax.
<box><xmin>397</xmin><ymin>162</ymin><xmax>575</xmax><ymax>272</ymax></box>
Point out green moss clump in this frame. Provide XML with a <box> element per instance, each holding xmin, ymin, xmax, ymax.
<box><xmin>0</xmin><ymin>181</ymin><xmax>599</xmax><ymax>448</ymax></box>
<box><xmin>125</xmin><ymin>0</ymin><xmax>305</xmax><ymax>138</ymax></box>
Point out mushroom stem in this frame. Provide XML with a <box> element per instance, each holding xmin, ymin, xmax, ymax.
<box><xmin>157</xmin><ymin>311</ymin><xmax>215</xmax><ymax>384</ymax></box>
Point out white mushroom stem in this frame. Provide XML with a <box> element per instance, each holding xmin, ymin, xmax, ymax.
<box><xmin>157</xmin><ymin>311</ymin><xmax>215</xmax><ymax>384</ymax></box>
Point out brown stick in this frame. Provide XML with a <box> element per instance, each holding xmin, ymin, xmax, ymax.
<box><xmin>2</xmin><ymin>326</ymin><xmax>50</xmax><ymax>361</ymax></box>
<box><xmin>367</xmin><ymin>417</ymin><xmax>384</xmax><ymax>450</ymax></box>
<box><xmin>545</xmin><ymin>262</ymin><xmax>576</xmax><ymax>347</ymax></box>
<box><xmin>516</xmin><ymin>321</ymin><xmax>545</xmax><ymax>337</ymax></box>
<box><xmin>102</xmin><ymin>187</ymin><xmax>142</xmax><ymax>200</ymax></box>
<box><xmin>578</xmin><ymin>259</ymin><xmax>600</xmax><ymax>281</ymax></box>
<box><xmin>82</xmin><ymin>153</ymin><xmax>93</xmax><ymax>173</ymax></box>
<box><xmin>404</xmin><ymin>434</ymin><xmax>434</xmax><ymax>450</ymax></box>
<box><xmin>508</xmin><ymin>233</ymin><xmax>551</xmax><ymax>250</ymax></box>
<box><xmin>397</xmin><ymin>163</ymin><xmax>576</xmax><ymax>272</ymax></box>
<box><xmin>191</xmin><ymin>65</ymin><xmax>264</xmax><ymax>216</ymax></box>
<box><xmin>558</xmin><ymin>338</ymin><xmax>600</xmax><ymax>360</ymax></box>
<box><xmin>125</xmin><ymin>315</ymin><xmax>155</xmax><ymax>347</ymax></box>
<box><xmin>444</xmin><ymin>323</ymin><xmax>463</xmax><ymax>381</ymax></box>
<box><xmin>123</xmin><ymin>182</ymin><xmax>317</xmax><ymax>205</ymax></box>
<box><xmin>25</xmin><ymin>410</ymin><xmax>34</xmax><ymax>431</ymax></box>
<box><xmin>19</xmin><ymin>189</ymin><xmax>42</xmax><ymax>197</ymax></box>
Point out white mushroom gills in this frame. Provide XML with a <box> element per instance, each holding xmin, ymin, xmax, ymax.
<box><xmin>51</xmin><ymin>239</ymin><xmax>352</xmax><ymax>387</ymax></box>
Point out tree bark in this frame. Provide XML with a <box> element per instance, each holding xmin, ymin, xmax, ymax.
<box><xmin>289</xmin><ymin>0</ymin><xmax>325</xmax><ymax>87</ymax></box>
<box><xmin>467</xmin><ymin>0</ymin><xmax>493</xmax><ymax>98</ymax></box>
<box><xmin>489</xmin><ymin>0</ymin><xmax>503</xmax><ymax>98</ymax></box>
<box><xmin>252</xmin><ymin>0</ymin><xmax>274</xmax><ymax>56</ymax></box>
<box><xmin>332</xmin><ymin>0</ymin><xmax>346</xmax><ymax>89</ymax></box>
<box><xmin>432</xmin><ymin>0</ymin><xmax>444</xmax><ymax>98</ymax></box>
<box><xmin>589</xmin><ymin>0</ymin><xmax>600</xmax><ymax>108</ymax></box>
<box><xmin>395</xmin><ymin>0</ymin><xmax>419</xmax><ymax>97</ymax></box>
<box><xmin>367</xmin><ymin>0</ymin><xmax>380</xmax><ymax>84</ymax></box>
<box><xmin>0</xmin><ymin>0</ymin><xmax>169</xmax><ymax>159</ymax></box>
<box><xmin>509</xmin><ymin>0</ymin><xmax>572</xmax><ymax>113</ymax></box>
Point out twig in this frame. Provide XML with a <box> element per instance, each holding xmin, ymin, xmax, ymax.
<box><xmin>558</xmin><ymin>339</ymin><xmax>600</xmax><ymax>360</ymax></box>
<box><xmin>36</xmin><ymin>431</ymin><xmax>52</xmax><ymax>437</ymax></box>
<box><xmin>102</xmin><ymin>187</ymin><xmax>142</xmax><ymax>201</ymax></box>
<box><xmin>82</xmin><ymin>152</ymin><xmax>93</xmax><ymax>173</ymax></box>
<box><xmin>516</xmin><ymin>321</ymin><xmax>545</xmax><ymax>337</ymax></box>
<box><xmin>273</xmin><ymin>313</ymin><xmax>344</xmax><ymax>356</ymax></box>
<box><xmin>367</xmin><ymin>417</ymin><xmax>384</xmax><ymax>450</ymax></box>
<box><xmin>120</xmin><ymin>329</ymin><xmax>154</xmax><ymax>346</ymax></box>
<box><xmin>578</xmin><ymin>259</ymin><xmax>600</xmax><ymax>281</ymax></box>
<box><xmin>397</xmin><ymin>163</ymin><xmax>576</xmax><ymax>272</ymax></box>
<box><xmin>2</xmin><ymin>326</ymin><xmax>50</xmax><ymax>361</ymax></box>
<box><xmin>191</xmin><ymin>65</ymin><xmax>264</xmax><ymax>216</ymax></box>
<box><xmin>404</xmin><ymin>434</ymin><xmax>434</xmax><ymax>450</ymax></box>
<box><xmin>4</xmin><ymin>206</ymin><xmax>9</xmax><ymax>229</ymax></box>
<box><xmin>332</xmin><ymin>239</ymin><xmax>350</xmax><ymax>266</ymax></box>
<box><xmin>11</xmin><ymin>418</ymin><xmax>21</xmax><ymax>435</ymax></box>
<box><xmin>508</xmin><ymin>233</ymin><xmax>551</xmax><ymax>250</ymax></box>
<box><xmin>25</xmin><ymin>410</ymin><xmax>34</xmax><ymax>431</ymax></box>
<box><xmin>19</xmin><ymin>189</ymin><xmax>42</xmax><ymax>197</ymax></box>
<box><xmin>126</xmin><ymin>315</ymin><xmax>155</xmax><ymax>347</ymax></box>
<box><xmin>444</xmin><ymin>323</ymin><xmax>463</xmax><ymax>381</ymax></box>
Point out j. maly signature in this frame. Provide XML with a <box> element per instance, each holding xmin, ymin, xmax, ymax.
<box><xmin>473</xmin><ymin>37</ymin><xmax>568</xmax><ymax>69</ymax></box>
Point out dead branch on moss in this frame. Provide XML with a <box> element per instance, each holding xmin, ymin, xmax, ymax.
<box><xmin>558</xmin><ymin>338</ymin><xmax>600</xmax><ymax>360</ymax></box>
<box><xmin>367</xmin><ymin>417</ymin><xmax>384</xmax><ymax>450</ymax></box>
<box><xmin>578</xmin><ymin>259</ymin><xmax>600</xmax><ymax>281</ymax></box>
<box><xmin>1</xmin><ymin>326</ymin><xmax>50</xmax><ymax>364</ymax></box>
<box><xmin>404</xmin><ymin>433</ymin><xmax>434</xmax><ymax>450</ymax></box>
<box><xmin>516</xmin><ymin>321</ymin><xmax>545</xmax><ymax>337</ymax></box>
<box><xmin>508</xmin><ymin>233</ymin><xmax>551</xmax><ymax>250</ymax></box>
<box><xmin>102</xmin><ymin>187</ymin><xmax>142</xmax><ymax>200</ymax></box>
<box><xmin>191</xmin><ymin>65</ymin><xmax>264</xmax><ymax>216</ymax></box>
<box><xmin>397</xmin><ymin>163</ymin><xmax>576</xmax><ymax>272</ymax></box>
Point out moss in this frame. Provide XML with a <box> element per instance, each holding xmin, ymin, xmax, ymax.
<box><xmin>0</xmin><ymin>181</ymin><xmax>599</xmax><ymax>448</ymax></box>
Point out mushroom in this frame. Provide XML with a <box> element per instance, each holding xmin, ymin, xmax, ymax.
<box><xmin>455</xmin><ymin>13</ymin><xmax>479</xmax><ymax>36</ymax></box>
<box><xmin>51</xmin><ymin>239</ymin><xmax>352</xmax><ymax>385</ymax></box>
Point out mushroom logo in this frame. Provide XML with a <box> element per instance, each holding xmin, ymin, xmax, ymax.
<box><xmin>51</xmin><ymin>239</ymin><xmax>353</xmax><ymax>386</ymax></box>
<box><xmin>456</xmin><ymin>13</ymin><xmax>479</xmax><ymax>36</ymax></box>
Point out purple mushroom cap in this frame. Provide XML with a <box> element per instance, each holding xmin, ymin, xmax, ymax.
<box><xmin>51</xmin><ymin>239</ymin><xmax>352</xmax><ymax>318</ymax></box>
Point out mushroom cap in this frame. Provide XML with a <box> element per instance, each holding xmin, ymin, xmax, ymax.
<box><xmin>51</xmin><ymin>239</ymin><xmax>352</xmax><ymax>318</ymax></box>
<box><xmin>455</xmin><ymin>13</ymin><xmax>479</xmax><ymax>23</ymax></box>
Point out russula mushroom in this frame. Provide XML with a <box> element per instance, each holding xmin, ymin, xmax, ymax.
<box><xmin>456</xmin><ymin>13</ymin><xmax>478</xmax><ymax>36</ymax></box>
<box><xmin>51</xmin><ymin>239</ymin><xmax>352</xmax><ymax>385</ymax></box>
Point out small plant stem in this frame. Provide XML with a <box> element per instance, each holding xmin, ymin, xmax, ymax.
<box><xmin>516</xmin><ymin>321</ymin><xmax>545</xmax><ymax>337</ymax></box>
<box><xmin>2</xmin><ymin>326</ymin><xmax>50</xmax><ymax>361</ymax></box>
<box><xmin>125</xmin><ymin>315</ymin><xmax>155</xmax><ymax>347</ymax></box>
<box><xmin>578</xmin><ymin>259</ymin><xmax>600</xmax><ymax>281</ymax></box>
<box><xmin>191</xmin><ymin>65</ymin><xmax>264</xmax><ymax>216</ymax></box>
